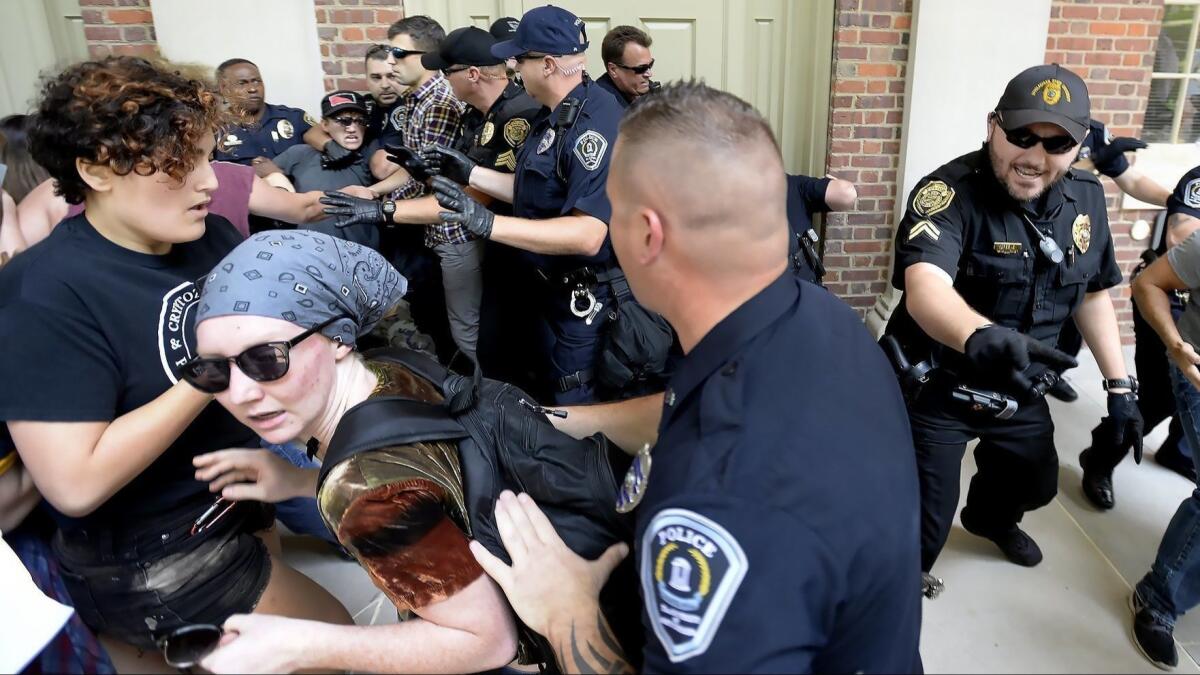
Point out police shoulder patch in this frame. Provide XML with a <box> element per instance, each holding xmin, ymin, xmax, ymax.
<box><xmin>1186</xmin><ymin>178</ymin><xmax>1200</xmax><ymax>209</ymax></box>
<box><xmin>504</xmin><ymin>117</ymin><xmax>531</xmax><ymax>147</ymax></box>
<box><xmin>912</xmin><ymin>180</ymin><xmax>954</xmax><ymax>217</ymax></box>
<box><xmin>642</xmin><ymin>508</ymin><xmax>748</xmax><ymax>663</ymax></box>
<box><xmin>390</xmin><ymin>106</ymin><xmax>407</xmax><ymax>132</ymax></box>
<box><xmin>573</xmin><ymin>130</ymin><xmax>608</xmax><ymax>171</ymax></box>
<box><xmin>303</xmin><ymin>112</ymin><xmax>318</xmax><ymax>127</ymax></box>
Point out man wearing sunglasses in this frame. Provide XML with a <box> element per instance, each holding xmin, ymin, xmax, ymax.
<box><xmin>597</xmin><ymin>25</ymin><xmax>657</xmax><ymax>109</ymax></box>
<box><xmin>883</xmin><ymin>64</ymin><xmax>1139</xmax><ymax>587</ymax></box>
<box><xmin>258</xmin><ymin>91</ymin><xmax>378</xmax><ymax>249</ymax></box>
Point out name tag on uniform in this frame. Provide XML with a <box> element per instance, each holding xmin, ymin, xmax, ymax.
<box><xmin>993</xmin><ymin>242</ymin><xmax>1023</xmax><ymax>255</ymax></box>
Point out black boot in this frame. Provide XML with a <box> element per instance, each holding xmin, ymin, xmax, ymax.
<box><xmin>960</xmin><ymin>508</ymin><xmax>1043</xmax><ymax>567</ymax></box>
<box><xmin>1080</xmin><ymin>447</ymin><xmax>1115</xmax><ymax>510</ymax></box>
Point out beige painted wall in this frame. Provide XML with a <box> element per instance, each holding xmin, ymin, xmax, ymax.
<box><xmin>0</xmin><ymin>0</ymin><xmax>86</xmax><ymax>117</ymax></box>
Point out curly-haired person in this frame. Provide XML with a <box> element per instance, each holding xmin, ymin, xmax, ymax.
<box><xmin>0</xmin><ymin>57</ymin><xmax>350</xmax><ymax>670</ymax></box>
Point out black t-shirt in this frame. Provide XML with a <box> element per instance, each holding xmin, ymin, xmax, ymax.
<box><xmin>0</xmin><ymin>214</ymin><xmax>256</xmax><ymax>532</ymax></box>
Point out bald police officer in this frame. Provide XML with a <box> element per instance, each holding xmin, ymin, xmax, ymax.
<box><xmin>467</xmin><ymin>81</ymin><xmax>923</xmax><ymax>674</ymax></box>
<box><xmin>421</xmin><ymin>5</ymin><xmax>635</xmax><ymax>403</ymax></box>
<box><xmin>883</xmin><ymin>65</ymin><xmax>1142</xmax><ymax>589</ymax></box>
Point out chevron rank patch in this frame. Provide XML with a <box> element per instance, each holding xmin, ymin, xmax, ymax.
<box><xmin>907</xmin><ymin>219</ymin><xmax>940</xmax><ymax>242</ymax></box>
<box><xmin>642</xmin><ymin>509</ymin><xmax>747</xmax><ymax>663</ymax></box>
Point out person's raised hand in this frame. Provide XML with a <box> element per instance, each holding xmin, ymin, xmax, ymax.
<box><xmin>193</xmin><ymin>448</ymin><xmax>316</xmax><ymax>503</ymax></box>
<box><xmin>420</xmin><ymin>144</ymin><xmax>477</xmax><ymax>185</ymax></box>
<box><xmin>431</xmin><ymin>176</ymin><xmax>494</xmax><ymax>239</ymax></box>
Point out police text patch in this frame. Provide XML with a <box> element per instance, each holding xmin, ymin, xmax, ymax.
<box><xmin>1186</xmin><ymin>178</ymin><xmax>1200</xmax><ymax>209</ymax></box>
<box><xmin>642</xmin><ymin>509</ymin><xmax>747</xmax><ymax>663</ymax></box>
<box><xmin>573</xmin><ymin>130</ymin><xmax>608</xmax><ymax>171</ymax></box>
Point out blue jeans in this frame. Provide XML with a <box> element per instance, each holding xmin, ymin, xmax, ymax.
<box><xmin>1136</xmin><ymin>364</ymin><xmax>1200</xmax><ymax>625</ymax></box>
<box><xmin>260</xmin><ymin>441</ymin><xmax>336</xmax><ymax>544</ymax></box>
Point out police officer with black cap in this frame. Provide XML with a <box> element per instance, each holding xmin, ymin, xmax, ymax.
<box><xmin>322</xmin><ymin>25</ymin><xmax>545</xmax><ymax>390</ymax></box>
<box><xmin>883</xmin><ymin>64</ymin><xmax>1142</xmax><ymax>591</ymax></box>
<box><xmin>417</xmin><ymin>5</ymin><xmax>642</xmax><ymax>404</ymax></box>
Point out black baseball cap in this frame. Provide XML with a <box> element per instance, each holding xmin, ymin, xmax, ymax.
<box><xmin>995</xmin><ymin>64</ymin><xmax>1091</xmax><ymax>143</ymax></box>
<box><xmin>492</xmin><ymin>5</ymin><xmax>589</xmax><ymax>60</ymax></box>
<box><xmin>321</xmin><ymin>90</ymin><xmax>367</xmax><ymax>117</ymax></box>
<box><xmin>490</xmin><ymin>17</ymin><xmax>520</xmax><ymax>41</ymax></box>
<box><xmin>422</xmin><ymin>26</ymin><xmax>503</xmax><ymax>71</ymax></box>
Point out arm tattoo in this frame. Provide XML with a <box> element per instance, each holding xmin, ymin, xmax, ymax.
<box><xmin>557</xmin><ymin>610</ymin><xmax>633</xmax><ymax>674</ymax></box>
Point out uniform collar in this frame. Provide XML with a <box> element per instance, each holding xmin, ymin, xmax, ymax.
<box><xmin>549</xmin><ymin>81</ymin><xmax>590</xmax><ymax>118</ymax></box>
<box><xmin>484</xmin><ymin>81</ymin><xmax>524</xmax><ymax>117</ymax></box>
<box><xmin>596</xmin><ymin>73</ymin><xmax>631</xmax><ymax>103</ymax></box>
<box><xmin>976</xmin><ymin>143</ymin><xmax>1071</xmax><ymax>221</ymax></box>
<box><xmin>661</xmin><ymin>272</ymin><xmax>800</xmax><ymax>424</ymax></box>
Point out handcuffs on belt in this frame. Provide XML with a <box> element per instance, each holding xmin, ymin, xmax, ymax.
<box><xmin>551</xmin><ymin>267</ymin><xmax>605</xmax><ymax>325</ymax></box>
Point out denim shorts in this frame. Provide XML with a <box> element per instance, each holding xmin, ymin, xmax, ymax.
<box><xmin>52</xmin><ymin>499</ymin><xmax>275</xmax><ymax>651</ymax></box>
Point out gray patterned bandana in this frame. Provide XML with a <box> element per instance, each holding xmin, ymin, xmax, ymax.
<box><xmin>196</xmin><ymin>230</ymin><xmax>406</xmax><ymax>347</ymax></box>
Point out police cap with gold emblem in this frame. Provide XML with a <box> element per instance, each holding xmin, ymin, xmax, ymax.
<box><xmin>421</xmin><ymin>26</ymin><xmax>503</xmax><ymax>71</ymax></box>
<box><xmin>995</xmin><ymin>64</ymin><xmax>1090</xmax><ymax>144</ymax></box>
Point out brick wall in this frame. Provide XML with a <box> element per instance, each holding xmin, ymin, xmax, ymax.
<box><xmin>823</xmin><ymin>0</ymin><xmax>913</xmax><ymax>314</ymax></box>
<box><xmin>79</xmin><ymin>0</ymin><xmax>157</xmax><ymax>59</ymax></box>
<box><xmin>1045</xmin><ymin>0</ymin><xmax>1164</xmax><ymax>343</ymax></box>
<box><xmin>314</xmin><ymin>0</ymin><xmax>405</xmax><ymax>94</ymax></box>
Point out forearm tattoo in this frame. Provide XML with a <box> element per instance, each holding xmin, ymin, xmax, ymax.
<box><xmin>556</xmin><ymin>610</ymin><xmax>634</xmax><ymax>674</ymax></box>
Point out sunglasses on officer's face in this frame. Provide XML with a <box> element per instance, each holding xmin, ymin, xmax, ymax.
<box><xmin>388</xmin><ymin>46</ymin><xmax>426</xmax><ymax>60</ymax></box>
<box><xmin>992</xmin><ymin>113</ymin><xmax>1078</xmax><ymax>155</ymax></box>
<box><xmin>330</xmin><ymin>115</ymin><xmax>367</xmax><ymax>128</ymax></box>
<box><xmin>441</xmin><ymin>66</ymin><xmax>470</xmax><ymax>77</ymax></box>
<box><xmin>180</xmin><ymin>314</ymin><xmax>347</xmax><ymax>394</ymax></box>
<box><xmin>614</xmin><ymin>59</ymin><xmax>655</xmax><ymax>75</ymax></box>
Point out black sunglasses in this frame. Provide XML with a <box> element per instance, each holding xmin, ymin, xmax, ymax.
<box><xmin>993</xmin><ymin>113</ymin><xmax>1078</xmax><ymax>155</ymax></box>
<box><xmin>158</xmin><ymin>624</ymin><xmax>223</xmax><ymax>670</ymax></box>
<box><xmin>441</xmin><ymin>66</ymin><xmax>470</xmax><ymax>77</ymax></box>
<box><xmin>614</xmin><ymin>59</ymin><xmax>655</xmax><ymax>75</ymax></box>
<box><xmin>388</xmin><ymin>46</ymin><xmax>426</xmax><ymax>60</ymax></box>
<box><xmin>331</xmin><ymin>115</ymin><xmax>367</xmax><ymax>128</ymax></box>
<box><xmin>514</xmin><ymin>52</ymin><xmax>547</xmax><ymax>64</ymax></box>
<box><xmin>180</xmin><ymin>314</ymin><xmax>347</xmax><ymax>394</ymax></box>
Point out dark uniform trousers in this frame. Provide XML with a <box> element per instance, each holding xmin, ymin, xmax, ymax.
<box><xmin>907</xmin><ymin>375</ymin><xmax>1058</xmax><ymax>572</ymax></box>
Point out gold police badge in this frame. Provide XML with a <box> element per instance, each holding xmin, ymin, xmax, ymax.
<box><xmin>480</xmin><ymin>121</ymin><xmax>495</xmax><ymax>146</ymax></box>
<box><xmin>912</xmin><ymin>180</ymin><xmax>955</xmax><ymax>217</ymax></box>
<box><xmin>1072</xmin><ymin>214</ymin><xmax>1092</xmax><ymax>254</ymax></box>
<box><xmin>504</xmin><ymin>118</ymin><xmax>530</xmax><ymax>147</ymax></box>
<box><xmin>276</xmin><ymin>119</ymin><xmax>295</xmax><ymax>140</ymax></box>
<box><xmin>1032</xmin><ymin>78</ymin><xmax>1071</xmax><ymax>107</ymax></box>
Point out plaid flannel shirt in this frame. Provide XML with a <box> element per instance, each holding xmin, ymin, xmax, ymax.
<box><xmin>391</xmin><ymin>74</ymin><xmax>469</xmax><ymax>246</ymax></box>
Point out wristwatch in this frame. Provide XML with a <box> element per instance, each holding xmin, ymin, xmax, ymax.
<box><xmin>1102</xmin><ymin>376</ymin><xmax>1139</xmax><ymax>393</ymax></box>
<box><xmin>382</xmin><ymin>200</ymin><xmax>396</xmax><ymax>219</ymax></box>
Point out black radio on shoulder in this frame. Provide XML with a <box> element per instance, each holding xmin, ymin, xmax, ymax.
<box><xmin>555</xmin><ymin>98</ymin><xmax>582</xmax><ymax>129</ymax></box>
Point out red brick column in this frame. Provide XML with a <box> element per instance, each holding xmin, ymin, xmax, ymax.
<box><xmin>314</xmin><ymin>0</ymin><xmax>405</xmax><ymax>94</ymax></box>
<box><xmin>79</xmin><ymin>0</ymin><xmax>157</xmax><ymax>59</ymax></box>
<box><xmin>824</xmin><ymin>0</ymin><xmax>913</xmax><ymax>314</ymax></box>
<box><xmin>1045</xmin><ymin>0</ymin><xmax>1165</xmax><ymax>343</ymax></box>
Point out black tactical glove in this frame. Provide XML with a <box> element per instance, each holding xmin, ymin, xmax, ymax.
<box><xmin>431</xmin><ymin>175</ymin><xmax>493</xmax><ymax>239</ymax></box>
<box><xmin>420</xmin><ymin>144</ymin><xmax>477</xmax><ymax>185</ymax></box>
<box><xmin>963</xmin><ymin>325</ymin><xmax>1078</xmax><ymax>395</ymax></box>
<box><xmin>384</xmin><ymin>143</ymin><xmax>433</xmax><ymax>183</ymax></box>
<box><xmin>320</xmin><ymin>191</ymin><xmax>388</xmax><ymax>228</ymax></box>
<box><xmin>321</xmin><ymin>140</ymin><xmax>359</xmax><ymax>170</ymax></box>
<box><xmin>1104</xmin><ymin>391</ymin><xmax>1145</xmax><ymax>464</ymax></box>
<box><xmin>1089</xmin><ymin>136</ymin><xmax>1147</xmax><ymax>178</ymax></box>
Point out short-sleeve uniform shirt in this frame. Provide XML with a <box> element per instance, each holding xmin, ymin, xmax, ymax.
<box><xmin>213</xmin><ymin>103</ymin><xmax>315</xmax><ymax>165</ymax></box>
<box><xmin>512</xmin><ymin>79</ymin><xmax>623</xmax><ymax>274</ymax></box>
<box><xmin>886</xmin><ymin>145</ymin><xmax>1122</xmax><ymax>361</ymax></box>
<box><xmin>635</xmin><ymin>272</ymin><xmax>923</xmax><ymax>672</ymax></box>
<box><xmin>785</xmin><ymin>174</ymin><xmax>833</xmax><ymax>284</ymax></box>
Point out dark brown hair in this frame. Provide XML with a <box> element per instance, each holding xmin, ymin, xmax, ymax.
<box><xmin>601</xmin><ymin>25</ymin><xmax>652</xmax><ymax>66</ymax></box>
<box><xmin>387</xmin><ymin>15</ymin><xmax>445</xmax><ymax>51</ymax></box>
<box><xmin>28</xmin><ymin>56</ymin><xmax>219</xmax><ymax>205</ymax></box>
<box><xmin>0</xmin><ymin>115</ymin><xmax>51</xmax><ymax>203</ymax></box>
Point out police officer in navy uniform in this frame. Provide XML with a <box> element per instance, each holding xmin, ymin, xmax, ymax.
<box><xmin>419</xmin><ymin>5</ymin><xmax>630</xmax><ymax>404</ymax></box>
<box><xmin>466</xmin><ymin>81</ymin><xmax>923</xmax><ymax>674</ymax></box>
<box><xmin>882</xmin><ymin>65</ymin><xmax>1142</xmax><ymax>588</ymax></box>
<box><xmin>785</xmin><ymin>173</ymin><xmax>857</xmax><ymax>285</ymax></box>
<box><xmin>213</xmin><ymin>59</ymin><xmax>316</xmax><ymax>165</ymax></box>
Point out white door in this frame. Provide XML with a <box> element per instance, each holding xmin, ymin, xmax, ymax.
<box><xmin>0</xmin><ymin>0</ymin><xmax>87</xmax><ymax>116</ymax></box>
<box><xmin>405</xmin><ymin>0</ymin><xmax>832</xmax><ymax>175</ymax></box>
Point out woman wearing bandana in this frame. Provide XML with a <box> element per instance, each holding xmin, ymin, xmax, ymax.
<box><xmin>187</xmin><ymin>230</ymin><xmax>635</xmax><ymax>673</ymax></box>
